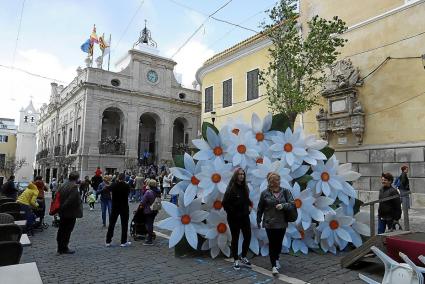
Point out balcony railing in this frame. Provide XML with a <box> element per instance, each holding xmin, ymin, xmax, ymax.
<box><xmin>99</xmin><ymin>141</ymin><xmax>125</xmax><ymax>155</ymax></box>
<box><xmin>54</xmin><ymin>145</ymin><xmax>65</xmax><ymax>156</ymax></box>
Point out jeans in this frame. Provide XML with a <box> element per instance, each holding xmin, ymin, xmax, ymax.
<box><xmin>170</xmin><ymin>195</ymin><xmax>178</xmax><ymax>205</ymax></box>
<box><xmin>144</xmin><ymin>212</ymin><xmax>157</xmax><ymax>241</ymax></box>
<box><xmin>57</xmin><ymin>217</ymin><xmax>76</xmax><ymax>253</ymax></box>
<box><xmin>135</xmin><ymin>189</ymin><xmax>142</xmax><ymax>202</ymax></box>
<box><xmin>106</xmin><ymin>207</ymin><xmax>129</xmax><ymax>244</ymax></box>
<box><xmin>227</xmin><ymin>215</ymin><xmax>251</xmax><ymax>261</ymax></box>
<box><xmin>266</xmin><ymin>228</ymin><xmax>286</xmax><ymax>267</ymax></box>
<box><xmin>20</xmin><ymin>204</ymin><xmax>36</xmax><ymax>231</ymax></box>
<box><xmin>378</xmin><ymin>218</ymin><xmax>394</xmax><ymax>234</ymax></box>
<box><xmin>100</xmin><ymin>199</ymin><xmax>112</xmax><ymax>226</ymax></box>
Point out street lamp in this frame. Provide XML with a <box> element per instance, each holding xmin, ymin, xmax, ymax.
<box><xmin>422</xmin><ymin>54</ymin><xmax>425</xmax><ymax>69</ymax></box>
<box><xmin>211</xmin><ymin>111</ymin><xmax>216</xmax><ymax>125</ymax></box>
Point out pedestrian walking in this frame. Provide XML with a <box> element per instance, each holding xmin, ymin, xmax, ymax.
<box><xmin>378</xmin><ymin>173</ymin><xmax>402</xmax><ymax>234</ymax></box>
<box><xmin>50</xmin><ymin>178</ymin><xmax>58</xmax><ymax>200</ymax></box>
<box><xmin>257</xmin><ymin>172</ymin><xmax>295</xmax><ymax>276</ymax></box>
<box><xmin>140</xmin><ymin>179</ymin><xmax>161</xmax><ymax>245</ymax></box>
<box><xmin>34</xmin><ymin>176</ymin><xmax>48</xmax><ymax>226</ymax></box>
<box><xmin>97</xmin><ymin>176</ymin><xmax>112</xmax><ymax>227</ymax></box>
<box><xmin>398</xmin><ymin>165</ymin><xmax>411</xmax><ymax>210</ymax></box>
<box><xmin>87</xmin><ymin>192</ymin><xmax>96</xmax><ymax>210</ymax></box>
<box><xmin>222</xmin><ymin>168</ymin><xmax>252</xmax><ymax>271</ymax></box>
<box><xmin>134</xmin><ymin>173</ymin><xmax>144</xmax><ymax>202</ymax></box>
<box><xmin>162</xmin><ymin>170</ymin><xmax>171</xmax><ymax>199</ymax></box>
<box><xmin>79</xmin><ymin>176</ymin><xmax>91</xmax><ymax>203</ymax></box>
<box><xmin>56</xmin><ymin>171</ymin><xmax>83</xmax><ymax>255</ymax></box>
<box><xmin>106</xmin><ymin>173</ymin><xmax>131</xmax><ymax>247</ymax></box>
<box><xmin>91</xmin><ymin>167</ymin><xmax>103</xmax><ymax>200</ymax></box>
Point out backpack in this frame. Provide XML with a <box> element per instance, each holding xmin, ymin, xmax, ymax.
<box><xmin>393</xmin><ymin>176</ymin><xmax>401</xmax><ymax>189</ymax></box>
<box><xmin>150</xmin><ymin>197</ymin><xmax>162</xmax><ymax>211</ymax></box>
<box><xmin>49</xmin><ymin>191</ymin><xmax>61</xmax><ymax>215</ymax></box>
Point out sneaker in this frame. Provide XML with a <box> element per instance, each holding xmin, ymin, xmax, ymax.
<box><xmin>233</xmin><ymin>260</ymin><xmax>240</xmax><ymax>271</ymax></box>
<box><xmin>105</xmin><ymin>242</ymin><xmax>111</xmax><ymax>247</ymax></box>
<box><xmin>272</xmin><ymin>266</ymin><xmax>279</xmax><ymax>276</ymax></box>
<box><xmin>120</xmin><ymin>242</ymin><xmax>131</xmax><ymax>247</ymax></box>
<box><xmin>276</xmin><ymin>260</ymin><xmax>281</xmax><ymax>270</ymax></box>
<box><xmin>90</xmin><ymin>208</ymin><xmax>93</xmax><ymax>211</ymax></box>
<box><xmin>240</xmin><ymin>257</ymin><xmax>251</xmax><ymax>267</ymax></box>
<box><xmin>143</xmin><ymin>240</ymin><xmax>153</xmax><ymax>246</ymax></box>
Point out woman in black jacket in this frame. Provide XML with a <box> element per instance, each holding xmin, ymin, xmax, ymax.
<box><xmin>222</xmin><ymin>168</ymin><xmax>252</xmax><ymax>271</ymax></box>
<box><xmin>257</xmin><ymin>172</ymin><xmax>295</xmax><ymax>276</ymax></box>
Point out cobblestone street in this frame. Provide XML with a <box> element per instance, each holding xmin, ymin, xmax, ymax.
<box><xmin>20</xmin><ymin>195</ymin><xmax>425</xmax><ymax>283</ymax></box>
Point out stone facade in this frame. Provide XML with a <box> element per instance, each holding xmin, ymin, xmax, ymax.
<box><xmin>36</xmin><ymin>46</ymin><xmax>201</xmax><ymax>181</ymax></box>
<box><xmin>339</xmin><ymin>143</ymin><xmax>425</xmax><ymax>207</ymax></box>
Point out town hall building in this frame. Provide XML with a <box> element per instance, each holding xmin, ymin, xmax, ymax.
<box><xmin>36</xmin><ymin>26</ymin><xmax>201</xmax><ymax>181</ymax></box>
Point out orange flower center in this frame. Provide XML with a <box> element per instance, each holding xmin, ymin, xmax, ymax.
<box><xmin>329</xmin><ymin>220</ymin><xmax>339</xmax><ymax>230</ymax></box>
<box><xmin>213</xmin><ymin>200</ymin><xmax>223</xmax><ymax>210</ymax></box>
<box><xmin>294</xmin><ymin>199</ymin><xmax>302</xmax><ymax>209</ymax></box>
<box><xmin>284</xmin><ymin>143</ymin><xmax>293</xmax><ymax>152</ymax></box>
<box><xmin>232</xmin><ymin>128</ymin><xmax>240</xmax><ymax>135</ymax></box>
<box><xmin>321</xmin><ymin>172</ymin><xmax>330</xmax><ymax>182</ymax></box>
<box><xmin>299</xmin><ymin>230</ymin><xmax>305</xmax><ymax>240</ymax></box>
<box><xmin>256</xmin><ymin>157</ymin><xmax>264</xmax><ymax>164</ymax></box>
<box><xmin>181</xmin><ymin>214</ymin><xmax>191</xmax><ymax>225</ymax></box>
<box><xmin>211</xmin><ymin>173</ymin><xmax>221</xmax><ymax>183</ymax></box>
<box><xmin>213</xmin><ymin>146</ymin><xmax>223</xmax><ymax>156</ymax></box>
<box><xmin>237</xmin><ymin>144</ymin><xmax>246</xmax><ymax>154</ymax></box>
<box><xmin>191</xmin><ymin>176</ymin><xmax>200</xmax><ymax>185</ymax></box>
<box><xmin>256</xmin><ymin>132</ymin><xmax>265</xmax><ymax>142</ymax></box>
<box><xmin>217</xmin><ymin>223</ymin><xmax>227</xmax><ymax>234</ymax></box>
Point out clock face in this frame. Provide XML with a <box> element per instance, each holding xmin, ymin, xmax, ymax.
<box><xmin>147</xmin><ymin>70</ymin><xmax>158</xmax><ymax>83</ymax></box>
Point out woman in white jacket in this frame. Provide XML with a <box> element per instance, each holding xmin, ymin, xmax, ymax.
<box><xmin>162</xmin><ymin>171</ymin><xmax>172</xmax><ymax>198</ymax></box>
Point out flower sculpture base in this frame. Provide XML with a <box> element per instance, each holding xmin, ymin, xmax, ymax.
<box><xmin>174</xmin><ymin>234</ymin><xmax>207</xmax><ymax>257</ymax></box>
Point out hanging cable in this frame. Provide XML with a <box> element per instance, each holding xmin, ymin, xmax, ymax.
<box><xmin>11</xmin><ymin>0</ymin><xmax>26</xmax><ymax>69</ymax></box>
<box><xmin>0</xmin><ymin>63</ymin><xmax>67</xmax><ymax>83</ymax></box>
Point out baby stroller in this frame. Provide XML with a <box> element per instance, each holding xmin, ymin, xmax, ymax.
<box><xmin>130</xmin><ymin>205</ymin><xmax>156</xmax><ymax>241</ymax></box>
<box><xmin>32</xmin><ymin>199</ymin><xmax>49</xmax><ymax>231</ymax></box>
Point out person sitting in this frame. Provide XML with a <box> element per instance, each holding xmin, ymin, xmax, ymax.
<box><xmin>17</xmin><ymin>183</ymin><xmax>39</xmax><ymax>234</ymax></box>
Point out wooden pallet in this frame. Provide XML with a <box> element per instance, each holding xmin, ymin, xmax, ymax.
<box><xmin>341</xmin><ymin>230</ymin><xmax>411</xmax><ymax>268</ymax></box>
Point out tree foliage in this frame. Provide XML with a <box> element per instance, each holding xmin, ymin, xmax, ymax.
<box><xmin>259</xmin><ymin>0</ymin><xmax>347</xmax><ymax>129</ymax></box>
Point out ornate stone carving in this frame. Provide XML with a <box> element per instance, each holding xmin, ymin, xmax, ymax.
<box><xmin>316</xmin><ymin>59</ymin><xmax>365</xmax><ymax>145</ymax></box>
<box><xmin>323</xmin><ymin>59</ymin><xmax>363</xmax><ymax>94</ymax></box>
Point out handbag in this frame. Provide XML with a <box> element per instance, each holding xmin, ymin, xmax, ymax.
<box><xmin>49</xmin><ymin>191</ymin><xmax>61</xmax><ymax>216</ymax></box>
<box><xmin>150</xmin><ymin>197</ymin><xmax>162</xmax><ymax>211</ymax></box>
<box><xmin>283</xmin><ymin>189</ymin><xmax>298</xmax><ymax>222</ymax></box>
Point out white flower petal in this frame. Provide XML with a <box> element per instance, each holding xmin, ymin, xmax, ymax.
<box><xmin>184</xmin><ymin>153</ymin><xmax>196</xmax><ymax>174</ymax></box>
<box><xmin>336</xmin><ymin>228</ymin><xmax>352</xmax><ymax>242</ymax></box>
<box><xmin>190</xmin><ymin>210</ymin><xmax>209</xmax><ymax>223</ymax></box>
<box><xmin>157</xmin><ymin>217</ymin><xmax>179</xmax><ymax>231</ymax></box>
<box><xmin>184</xmin><ymin>184</ymin><xmax>198</xmax><ymax>206</ymax></box>
<box><xmin>169</xmin><ymin>225</ymin><xmax>185</xmax><ymax>248</ymax></box>
<box><xmin>185</xmin><ymin>223</ymin><xmax>199</xmax><ymax>249</ymax></box>
<box><xmin>170</xmin><ymin>167</ymin><xmax>192</xmax><ymax>180</ymax></box>
<box><xmin>162</xmin><ymin>201</ymin><xmax>179</xmax><ymax>217</ymax></box>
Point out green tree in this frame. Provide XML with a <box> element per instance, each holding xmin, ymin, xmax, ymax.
<box><xmin>259</xmin><ymin>0</ymin><xmax>347</xmax><ymax>129</ymax></box>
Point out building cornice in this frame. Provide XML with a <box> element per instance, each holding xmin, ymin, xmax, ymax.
<box><xmin>345</xmin><ymin>0</ymin><xmax>425</xmax><ymax>33</ymax></box>
<box><xmin>335</xmin><ymin>141</ymin><xmax>425</xmax><ymax>151</ymax></box>
<box><xmin>195</xmin><ymin>37</ymin><xmax>272</xmax><ymax>83</ymax></box>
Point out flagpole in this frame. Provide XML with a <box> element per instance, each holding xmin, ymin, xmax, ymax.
<box><xmin>100</xmin><ymin>33</ymin><xmax>105</xmax><ymax>69</ymax></box>
<box><xmin>107</xmin><ymin>34</ymin><xmax>112</xmax><ymax>71</ymax></box>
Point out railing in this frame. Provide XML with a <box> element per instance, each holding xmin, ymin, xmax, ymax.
<box><xmin>99</xmin><ymin>141</ymin><xmax>125</xmax><ymax>155</ymax></box>
<box><xmin>361</xmin><ymin>191</ymin><xmax>411</xmax><ymax>236</ymax></box>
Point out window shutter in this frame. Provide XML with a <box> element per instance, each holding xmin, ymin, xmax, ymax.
<box><xmin>223</xmin><ymin>79</ymin><xmax>232</xmax><ymax>108</ymax></box>
<box><xmin>247</xmin><ymin>69</ymin><xmax>259</xmax><ymax>101</ymax></box>
<box><xmin>5</xmin><ymin>136</ymin><xmax>8</xmax><ymax>143</ymax></box>
<box><xmin>205</xmin><ymin>86</ymin><xmax>213</xmax><ymax>113</ymax></box>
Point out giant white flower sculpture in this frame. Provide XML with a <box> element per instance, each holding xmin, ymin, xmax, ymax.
<box><xmin>198</xmin><ymin>158</ymin><xmax>233</xmax><ymax>194</ymax></box>
<box><xmin>318</xmin><ymin>210</ymin><xmax>354</xmax><ymax>253</ymax></box>
<box><xmin>157</xmin><ymin>197</ymin><xmax>208</xmax><ymax>249</ymax></box>
<box><xmin>251</xmin><ymin>157</ymin><xmax>292</xmax><ymax>191</ymax></box>
<box><xmin>169</xmin><ymin>153</ymin><xmax>203</xmax><ymax>206</ymax></box>
<box><xmin>309</xmin><ymin>156</ymin><xmax>343</xmax><ymax>198</ymax></box>
<box><xmin>270</xmin><ymin>128</ymin><xmax>307</xmax><ymax>166</ymax></box>
<box><xmin>251</xmin><ymin>113</ymin><xmax>274</xmax><ymax>153</ymax></box>
<box><xmin>203</xmin><ymin>210</ymin><xmax>231</xmax><ymax>258</ymax></box>
<box><xmin>303</xmin><ymin>135</ymin><xmax>328</xmax><ymax>165</ymax></box>
<box><xmin>283</xmin><ymin>223</ymin><xmax>319</xmax><ymax>254</ymax></box>
<box><xmin>224</xmin><ymin>131</ymin><xmax>259</xmax><ymax>169</ymax></box>
<box><xmin>193</xmin><ymin>127</ymin><xmax>226</xmax><ymax>162</ymax></box>
<box><xmin>290</xmin><ymin>183</ymin><xmax>325</xmax><ymax>230</ymax></box>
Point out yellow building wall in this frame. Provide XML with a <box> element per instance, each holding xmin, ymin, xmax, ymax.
<box><xmin>201</xmin><ymin>44</ymin><xmax>272</xmax><ymax>129</ymax></box>
<box><xmin>301</xmin><ymin>1</ymin><xmax>425</xmax><ymax>147</ymax></box>
<box><xmin>0</xmin><ymin>134</ymin><xmax>17</xmax><ymax>158</ymax></box>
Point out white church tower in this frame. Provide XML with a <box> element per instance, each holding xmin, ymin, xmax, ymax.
<box><xmin>15</xmin><ymin>101</ymin><xmax>38</xmax><ymax>182</ymax></box>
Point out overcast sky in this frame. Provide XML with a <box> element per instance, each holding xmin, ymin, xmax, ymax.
<box><xmin>0</xmin><ymin>0</ymin><xmax>277</xmax><ymax>123</ymax></box>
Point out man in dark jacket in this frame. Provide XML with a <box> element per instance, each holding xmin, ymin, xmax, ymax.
<box><xmin>106</xmin><ymin>173</ymin><xmax>131</xmax><ymax>247</ymax></box>
<box><xmin>399</xmin><ymin>165</ymin><xmax>410</xmax><ymax>210</ymax></box>
<box><xmin>378</xmin><ymin>173</ymin><xmax>402</xmax><ymax>234</ymax></box>
<box><xmin>57</xmin><ymin>171</ymin><xmax>83</xmax><ymax>254</ymax></box>
<box><xmin>1</xmin><ymin>175</ymin><xmax>17</xmax><ymax>200</ymax></box>
<box><xmin>91</xmin><ymin>167</ymin><xmax>103</xmax><ymax>200</ymax></box>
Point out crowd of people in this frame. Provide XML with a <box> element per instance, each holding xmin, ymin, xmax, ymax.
<box><xmin>0</xmin><ymin>164</ymin><xmax>412</xmax><ymax>276</ymax></box>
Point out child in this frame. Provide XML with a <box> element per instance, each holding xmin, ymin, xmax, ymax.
<box><xmin>87</xmin><ymin>192</ymin><xmax>96</xmax><ymax>211</ymax></box>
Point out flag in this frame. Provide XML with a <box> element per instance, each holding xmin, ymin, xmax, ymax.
<box><xmin>80</xmin><ymin>39</ymin><xmax>91</xmax><ymax>53</ymax></box>
<box><xmin>99</xmin><ymin>35</ymin><xmax>109</xmax><ymax>55</ymax></box>
<box><xmin>90</xmin><ymin>25</ymin><xmax>98</xmax><ymax>44</ymax></box>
